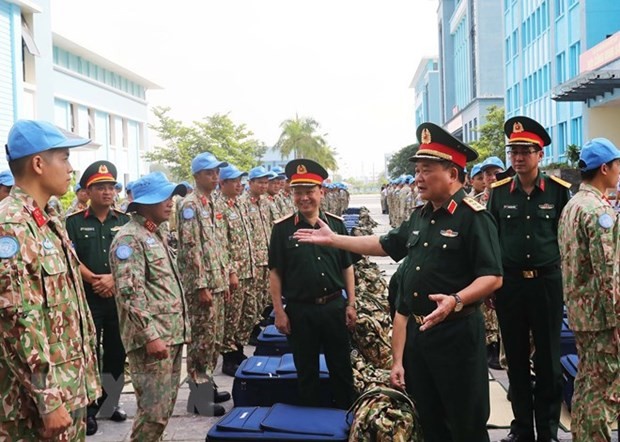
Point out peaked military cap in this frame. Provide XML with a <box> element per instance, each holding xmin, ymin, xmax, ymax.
<box><xmin>504</xmin><ymin>116</ymin><xmax>551</xmax><ymax>149</ymax></box>
<box><xmin>79</xmin><ymin>160</ymin><xmax>117</xmax><ymax>189</ymax></box>
<box><xmin>285</xmin><ymin>159</ymin><xmax>328</xmax><ymax>187</ymax></box>
<box><xmin>410</xmin><ymin>122</ymin><xmax>478</xmax><ymax>169</ymax></box>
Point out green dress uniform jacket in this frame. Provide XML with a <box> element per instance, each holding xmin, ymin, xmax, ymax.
<box><xmin>488</xmin><ymin>171</ymin><xmax>570</xmax><ymax>441</ymax></box>
<box><xmin>380</xmin><ymin>187</ymin><xmax>503</xmax><ymax>442</ymax></box>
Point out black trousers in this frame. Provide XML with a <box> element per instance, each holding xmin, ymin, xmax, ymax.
<box><xmin>87</xmin><ymin>296</ymin><xmax>126</xmax><ymax>418</ymax></box>
<box><xmin>404</xmin><ymin>310</ymin><xmax>490</xmax><ymax>442</ymax></box>
<box><xmin>286</xmin><ymin>297</ymin><xmax>356</xmax><ymax>409</ymax></box>
<box><xmin>495</xmin><ymin>271</ymin><xmax>564</xmax><ymax>440</ymax></box>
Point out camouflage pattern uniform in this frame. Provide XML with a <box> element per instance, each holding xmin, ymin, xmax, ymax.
<box><xmin>265</xmin><ymin>194</ymin><xmax>282</xmax><ymax>226</ymax></box>
<box><xmin>277</xmin><ymin>190</ymin><xmax>295</xmax><ymax>216</ymax></box>
<box><xmin>177</xmin><ymin>190</ymin><xmax>230</xmax><ymax>383</ymax></box>
<box><xmin>216</xmin><ymin>193</ymin><xmax>256</xmax><ymax>350</ymax></box>
<box><xmin>239</xmin><ymin>193</ymin><xmax>272</xmax><ymax>312</ymax></box>
<box><xmin>64</xmin><ymin>199</ymin><xmax>88</xmax><ymax>217</ymax></box>
<box><xmin>110</xmin><ymin>214</ymin><xmax>190</xmax><ymax>442</ymax></box>
<box><xmin>0</xmin><ymin>187</ymin><xmax>101</xmax><ymax>441</ymax></box>
<box><xmin>558</xmin><ymin>183</ymin><xmax>620</xmax><ymax>442</ymax></box>
<box><xmin>398</xmin><ymin>185</ymin><xmax>411</xmax><ymax>225</ymax></box>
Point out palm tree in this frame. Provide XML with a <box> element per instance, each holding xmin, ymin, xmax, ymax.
<box><xmin>276</xmin><ymin>115</ymin><xmax>338</xmax><ymax>170</ymax></box>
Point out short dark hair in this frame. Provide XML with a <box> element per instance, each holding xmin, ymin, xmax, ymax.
<box><xmin>579</xmin><ymin>159</ymin><xmax>618</xmax><ymax>181</ymax></box>
<box><xmin>439</xmin><ymin>160</ymin><xmax>466</xmax><ymax>183</ymax></box>
<box><xmin>9</xmin><ymin>150</ymin><xmax>56</xmax><ymax>178</ymax></box>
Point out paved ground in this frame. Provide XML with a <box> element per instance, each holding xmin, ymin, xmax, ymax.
<box><xmin>89</xmin><ymin>193</ymin><xmax>617</xmax><ymax>441</ymax></box>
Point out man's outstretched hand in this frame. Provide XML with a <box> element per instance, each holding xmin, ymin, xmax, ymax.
<box><xmin>293</xmin><ymin>218</ymin><xmax>335</xmax><ymax>246</ymax></box>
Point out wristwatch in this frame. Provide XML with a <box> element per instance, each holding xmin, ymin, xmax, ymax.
<box><xmin>450</xmin><ymin>293</ymin><xmax>463</xmax><ymax>312</ymax></box>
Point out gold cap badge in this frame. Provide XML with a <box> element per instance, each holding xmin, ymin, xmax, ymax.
<box><xmin>98</xmin><ymin>165</ymin><xmax>109</xmax><ymax>174</ymax></box>
<box><xmin>421</xmin><ymin>128</ymin><xmax>432</xmax><ymax>144</ymax></box>
<box><xmin>513</xmin><ymin>122</ymin><xmax>524</xmax><ymax>133</ymax></box>
<box><xmin>297</xmin><ymin>164</ymin><xmax>307</xmax><ymax>174</ymax></box>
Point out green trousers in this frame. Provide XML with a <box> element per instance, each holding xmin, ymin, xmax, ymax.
<box><xmin>286</xmin><ymin>296</ymin><xmax>356</xmax><ymax>409</ymax></box>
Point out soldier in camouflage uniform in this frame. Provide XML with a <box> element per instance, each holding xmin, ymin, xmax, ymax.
<box><xmin>109</xmin><ymin>172</ymin><xmax>190</xmax><ymax>442</ymax></box>
<box><xmin>266</xmin><ymin>172</ymin><xmax>284</xmax><ymax>224</ymax></box>
<box><xmin>0</xmin><ymin>170</ymin><xmax>14</xmax><ymax>201</ymax></box>
<box><xmin>0</xmin><ymin>120</ymin><xmax>101</xmax><ymax>441</ymax></box>
<box><xmin>176</xmin><ymin>152</ymin><xmax>232</xmax><ymax>417</ymax></box>
<box><xmin>65</xmin><ymin>184</ymin><xmax>89</xmax><ymax>217</ymax></box>
<box><xmin>217</xmin><ymin>165</ymin><xmax>256</xmax><ymax>376</ymax></box>
<box><xmin>278</xmin><ymin>174</ymin><xmax>295</xmax><ymax>216</ymax></box>
<box><xmin>468</xmin><ymin>163</ymin><xmax>485</xmax><ymax>199</ymax></box>
<box><xmin>239</xmin><ymin>167</ymin><xmax>273</xmax><ymax>321</ymax></box>
<box><xmin>558</xmin><ymin>138</ymin><xmax>620</xmax><ymax>442</ymax></box>
<box><xmin>398</xmin><ymin>176</ymin><xmax>412</xmax><ymax>223</ymax></box>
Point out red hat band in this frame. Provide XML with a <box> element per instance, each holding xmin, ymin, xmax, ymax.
<box><xmin>417</xmin><ymin>142</ymin><xmax>467</xmax><ymax>168</ymax></box>
<box><xmin>509</xmin><ymin>131</ymin><xmax>543</xmax><ymax>148</ymax></box>
<box><xmin>290</xmin><ymin>172</ymin><xmax>324</xmax><ymax>185</ymax></box>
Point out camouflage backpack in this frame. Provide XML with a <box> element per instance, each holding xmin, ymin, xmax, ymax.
<box><xmin>347</xmin><ymin>387</ymin><xmax>423</xmax><ymax>442</ymax></box>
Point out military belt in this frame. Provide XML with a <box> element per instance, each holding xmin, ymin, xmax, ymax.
<box><xmin>288</xmin><ymin>290</ymin><xmax>343</xmax><ymax>305</ymax></box>
<box><xmin>410</xmin><ymin>305</ymin><xmax>477</xmax><ymax>326</ymax></box>
<box><xmin>504</xmin><ymin>263</ymin><xmax>560</xmax><ymax>279</ymax></box>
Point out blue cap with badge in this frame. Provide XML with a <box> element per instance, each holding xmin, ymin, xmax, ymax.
<box><xmin>0</xmin><ymin>170</ymin><xmax>15</xmax><ymax>187</ymax></box>
<box><xmin>6</xmin><ymin>119</ymin><xmax>90</xmax><ymax>161</ymax></box>
<box><xmin>579</xmin><ymin>138</ymin><xmax>620</xmax><ymax>172</ymax></box>
<box><xmin>480</xmin><ymin>156</ymin><xmax>505</xmax><ymax>172</ymax></box>
<box><xmin>126</xmin><ymin>172</ymin><xmax>187</xmax><ymax>212</ymax></box>
<box><xmin>220</xmin><ymin>165</ymin><xmax>248</xmax><ymax>180</ymax></box>
<box><xmin>248</xmin><ymin>166</ymin><xmax>272</xmax><ymax>180</ymax></box>
<box><xmin>470</xmin><ymin>163</ymin><xmax>483</xmax><ymax>177</ymax></box>
<box><xmin>191</xmin><ymin>152</ymin><xmax>228</xmax><ymax>175</ymax></box>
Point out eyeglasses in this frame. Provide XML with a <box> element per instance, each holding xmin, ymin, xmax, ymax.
<box><xmin>507</xmin><ymin>149</ymin><xmax>539</xmax><ymax>157</ymax></box>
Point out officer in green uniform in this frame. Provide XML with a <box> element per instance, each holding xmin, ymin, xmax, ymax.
<box><xmin>66</xmin><ymin>161</ymin><xmax>131</xmax><ymax>435</ymax></box>
<box><xmin>294</xmin><ymin>123</ymin><xmax>503</xmax><ymax>442</ymax></box>
<box><xmin>488</xmin><ymin>117</ymin><xmax>571</xmax><ymax>442</ymax></box>
<box><xmin>269</xmin><ymin>159</ymin><xmax>357</xmax><ymax>409</ymax></box>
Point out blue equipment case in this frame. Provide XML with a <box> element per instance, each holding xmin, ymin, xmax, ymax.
<box><xmin>560</xmin><ymin>318</ymin><xmax>577</xmax><ymax>356</ymax></box>
<box><xmin>206</xmin><ymin>403</ymin><xmax>350</xmax><ymax>441</ymax></box>
<box><xmin>232</xmin><ymin>354</ymin><xmax>332</xmax><ymax>407</ymax></box>
<box><xmin>254</xmin><ymin>325</ymin><xmax>291</xmax><ymax>356</ymax></box>
<box><xmin>560</xmin><ymin>354</ymin><xmax>579</xmax><ymax>411</ymax></box>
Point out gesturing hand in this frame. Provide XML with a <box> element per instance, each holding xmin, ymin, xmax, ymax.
<box><xmin>293</xmin><ymin>218</ymin><xmax>335</xmax><ymax>246</ymax></box>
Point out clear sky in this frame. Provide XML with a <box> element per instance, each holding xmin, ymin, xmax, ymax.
<box><xmin>51</xmin><ymin>0</ymin><xmax>439</xmax><ymax>178</ymax></box>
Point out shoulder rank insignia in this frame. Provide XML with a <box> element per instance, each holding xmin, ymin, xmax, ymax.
<box><xmin>274</xmin><ymin>213</ymin><xmax>295</xmax><ymax>224</ymax></box>
<box><xmin>462</xmin><ymin>197</ymin><xmax>486</xmax><ymax>212</ymax></box>
<box><xmin>548</xmin><ymin>175</ymin><xmax>572</xmax><ymax>189</ymax></box>
<box><xmin>325</xmin><ymin>212</ymin><xmax>344</xmax><ymax>221</ymax></box>
<box><xmin>490</xmin><ymin>177</ymin><xmax>512</xmax><ymax>189</ymax></box>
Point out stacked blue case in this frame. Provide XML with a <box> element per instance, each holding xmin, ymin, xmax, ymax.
<box><xmin>254</xmin><ymin>325</ymin><xmax>291</xmax><ymax>356</ymax></box>
<box><xmin>232</xmin><ymin>354</ymin><xmax>332</xmax><ymax>407</ymax></box>
<box><xmin>560</xmin><ymin>318</ymin><xmax>577</xmax><ymax>356</ymax></box>
<box><xmin>206</xmin><ymin>403</ymin><xmax>350</xmax><ymax>441</ymax></box>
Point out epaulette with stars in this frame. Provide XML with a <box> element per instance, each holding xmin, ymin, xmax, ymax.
<box><xmin>548</xmin><ymin>175</ymin><xmax>572</xmax><ymax>189</ymax></box>
<box><xmin>325</xmin><ymin>212</ymin><xmax>344</xmax><ymax>221</ymax></box>
<box><xmin>66</xmin><ymin>208</ymin><xmax>87</xmax><ymax>218</ymax></box>
<box><xmin>274</xmin><ymin>213</ymin><xmax>295</xmax><ymax>224</ymax></box>
<box><xmin>462</xmin><ymin>197</ymin><xmax>486</xmax><ymax>212</ymax></box>
<box><xmin>490</xmin><ymin>177</ymin><xmax>512</xmax><ymax>189</ymax></box>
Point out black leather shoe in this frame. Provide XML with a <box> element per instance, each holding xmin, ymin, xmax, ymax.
<box><xmin>487</xmin><ymin>343</ymin><xmax>502</xmax><ymax>370</ymax></box>
<box><xmin>86</xmin><ymin>416</ymin><xmax>98</xmax><ymax>436</ymax></box>
<box><xmin>222</xmin><ymin>360</ymin><xmax>239</xmax><ymax>377</ymax></box>
<box><xmin>109</xmin><ymin>406</ymin><xmax>127</xmax><ymax>422</ymax></box>
<box><xmin>500</xmin><ymin>433</ymin><xmax>535</xmax><ymax>442</ymax></box>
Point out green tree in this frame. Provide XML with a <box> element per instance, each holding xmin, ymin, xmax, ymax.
<box><xmin>566</xmin><ymin>144</ymin><xmax>581</xmax><ymax>167</ymax></box>
<box><xmin>275</xmin><ymin>115</ymin><xmax>338</xmax><ymax>170</ymax></box>
<box><xmin>146</xmin><ymin>107</ymin><xmax>267</xmax><ymax>181</ymax></box>
<box><xmin>470</xmin><ymin>105</ymin><xmax>506</xmax><ymax>164</ymax></box>
<box><xmin>387</xmin><ymin>143</ymin><xmax>418</xmax><ymax>178</ymax></box>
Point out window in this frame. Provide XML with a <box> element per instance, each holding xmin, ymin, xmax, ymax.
<box><xmin>571</xmin><ymin>117</ymin><xmax>582</xmax><ymax>146</ymax></box>
<box><xmin>88</xmin><ymin>108</ymin><xmax>96</xmax><ymax>140</ymax></box>
<box><xmin>569</xmin><ymin>42</ymin><xmax>581</xmax><ymax>78</ymax></box>
<box><xmin>514</xmin><ymin>83</ymin><xmax>520</xmax><ymax>108</ymax></box>
<box><xmin>557</xmin><ymin>122</ymin><xmax>567</xmax><ymax>156</ymax></box>
<box><xmin>555</xmin><ymin>0</ymin><xmax>565</xmax><ymax>17</ymax></box>
<box><xmin>70</xmin><ymin>103</ymin><xmax>78</xmax><ymax>133</ymax></box>
<box><xmin>109</xmin><ymin>114</ymin><xmax>116</xmax><ymax>146</ymax></box>
<box><xmin>556</xmin><ymin>52</ymin><xmax>566</xmax><ymax>84</ymax></box>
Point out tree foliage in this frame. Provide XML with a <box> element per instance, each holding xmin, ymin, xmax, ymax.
<box><xmin>469</xmin><ymin>105</ymin><xmax>506</xmax><ymax>165</ymax></box>
<box><xmin>146</xmin><ymin>107</ymin><xmax>267</xmax><ymax>181</ymax></box>
<box><xmin>566</xmin><ymin>144</ymin><xmax>581</xmax><ymax>167</ymax></box>
<box><xmin>275</xmin><ymin>115</ymin><xmax>338</xmax><ymax>170</ymax></box>
<box><xmin>387</xmin><ymin>143</ymin><xmax>418</xmax><ymax>178</ymax></box>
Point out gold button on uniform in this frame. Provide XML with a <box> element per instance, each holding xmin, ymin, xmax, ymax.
<box><xmin>526</xmin><ymin>215</ymin><xmax>530</xmax><ymax>220</ymax></box>
<box><xmin>416</xmin><ymin>266</ymin><xmax>421</xmax><ymax>271</ymax></box>
<box><xmin>424</xmin><ymin>242</ymin><xmax>428</xmax><ymax>247</ymax></box>
<box><xmin>413</xmin><ymin>292</ymin><xmax>418</xmax><ymax>297</ymax></box>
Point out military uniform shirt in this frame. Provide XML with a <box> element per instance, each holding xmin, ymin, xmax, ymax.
<box><xmin>380</xmin><ymin>188</ymin><xmax>503</xmax><ymax>317</ymax></box>
<box><xmin>66</xmin><ymin>207</ymin><xmax>130</xmax><ymax>300</ymax></box>
<box><xmin>0</xmin><ymin>187</ymin><xmax>101</xmax><ymax>421</ymax></box>
<box><xmin>177</xmin><ymin>190</ymin><xmax>230</xmax><ymax>294</ymax></box>
<box><xmin>488</xmin><ymin>172</ymin><xmax>570</xmax><ymax>267</ymax></box>
<box><xmin>109</xmin><ymin>215</ymin><xmax>190</xmax><ymax>352</ymax></box>
<box><xmin>216</xmin><ymin>194</ymin><xmax>255</xmax><ymax>280</ymax></box>
<box><xmin>269</xmin><ymin>211</ymin><xmax>353</xmax><ymax>301</ymax></box>
<box><xmin>239</xmin><ymin>193</ymin><xmax>271</xmax><ymax>266</ymax></box>
<box><xmin>558</xmin><ymin>183</ymin><xmax>619</xmax><ymax>331</ymax></box>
